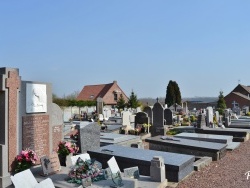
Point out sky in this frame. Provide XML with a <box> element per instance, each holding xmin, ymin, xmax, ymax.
<box><xmin>1</xmin><ymin>1</ymin><xmax>250</xmax><ymax>99</ymax></box>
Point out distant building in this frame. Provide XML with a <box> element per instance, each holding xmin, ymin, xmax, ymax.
<box><xmin>224</xmin><ymin>84</ymin><xmax>250</xmax><ymax>110</ymax></box>
<box><xmin>77</xmin><ymin>81</ymin><xmax>128</xmax><ymax>107</ymax></box>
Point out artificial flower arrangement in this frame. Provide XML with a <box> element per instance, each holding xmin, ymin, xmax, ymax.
<box><xmin>57</xmin><ymin>141</ymin><xmax>79</xmax><ymax>156</ymax></box>
<box><xmin>67</xmin><ymin>157</ymin><xmax>107</xmax><ymax>184</ymax></box>
<box><xmin>14</xmin><ymin>148</ymin><xmax>38</xmax><ymax>173</ymax></box>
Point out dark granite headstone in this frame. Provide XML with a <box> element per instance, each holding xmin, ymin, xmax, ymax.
<box><xmin>88</xmin><ymin>144</ymin><xmax>195</xmax><ymax>182</ymax></box>
<box><xmin>197</xmin><ymin>114</ymin><xmax>206</xmax><ymax>128</ymax></box>
<box><xmin>143</xmin><ymin>106</ymin><xmax>153</xmax><ymax>125</ymax></box>
<box><xmin>96</xmin><ymin>97</ymin><xmax>103</xmax><ymax>115</ymax></box>
<box><xmin>164</xmin><ymin>109</ymin><xmax>173</xmax><ymax>125</ymax></box>
<box><xmin>135</xmin><ymin>112</ymin><xmax>149</xmax><ymax>128</ymax></box>
<box><xmin>151</xmin><ymin>102</ymin><xmax>165</xmax><ymax>137</ymax></box>
<box><xmin>78</xmin><ymin>123</ymin><xmax>100</xmax><ymax>153</ymax></box>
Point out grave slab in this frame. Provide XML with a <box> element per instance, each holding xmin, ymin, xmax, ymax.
<box><xmin>174</xmin><ymin>133</ymin><xmax>233</xmax><ymax>144</ymax></box>
<box><xmin>196</xmin><ymin>128</ymin><xmax>250</xmax><ymax>142</ymax></box>
<box><xmin>100</xmin><ymin>133</ymin><xmax>141</xmax><ymax>147</ymax></box>
<box><xmin>31</xmin><ymin>166</ymin><xmax>168</xmax><ymax>188</ymax></box>
<box><xmin>146</xmin><ymin>136</ymin><xmax>227</xmax><ymax>161</ymax></box>
<box><xmin>226</xmin><ymin>142</ymin><xmax>240</xmax><ymax>151</ymax></box>
<box><xmin>88</xmin><ymin>144</ymin><xmax>195</xmax><ymax>182</ymax></box>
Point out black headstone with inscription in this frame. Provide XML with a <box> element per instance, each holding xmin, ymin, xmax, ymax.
<box><xmin>151</xmin><ymin>101</ymin><xmax>165</xmax><ymax>137</ymax></box>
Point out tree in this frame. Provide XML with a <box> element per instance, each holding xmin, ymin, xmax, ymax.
<box><xmin>217</xmin><ymin>91</ymin><xmax>227</xmax><ymax>115</ymax></box>
<box><xmin>165</xmin><ymin>80</ymin><xmax>182</xmax><ymax>107</ymax></box>
<box><xmin>116</xmin><ymin>94</ymin><xmax>126</xmax><ymax>110</ymax></box>
<box><xmin>127</xmin><ymin>91</ymin><xmax>140</xmax><ymax>109</ymax></box>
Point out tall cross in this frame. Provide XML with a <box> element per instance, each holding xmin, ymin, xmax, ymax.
<box><xmin>5</xmin><ymin>70</ymin><xmax>20</xmax><ymax>171</ymax></box>
<box><xmin>232</xmin><ymin>101</ymin><xmax>238</xmax><ymax>108</ymax></box>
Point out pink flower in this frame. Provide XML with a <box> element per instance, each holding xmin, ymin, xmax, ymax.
<box><xmin>65</xmin><ymin>142</ymin><xmax>71</xmax><ymax>148</ymax></box>
<box><xmin>16</xmin><ymin>155</ymin><xmax>22</xmax><ymax>162</ymax></box>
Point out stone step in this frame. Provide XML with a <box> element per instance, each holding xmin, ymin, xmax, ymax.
<box><xmin>193</xmin><ymin>157</ymin><xmax>212</xmax><ymax>171</ymax></box>
<box><xmin>226</xmin><ymin>142</ymin><xmax>241</xmax><ymax>151</ymax></box>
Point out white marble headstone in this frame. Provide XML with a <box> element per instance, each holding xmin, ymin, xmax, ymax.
<box><xmin>107</xmin><ymin>156</ymin><xmax>121</xmax><ymax>174</ymax></box>
<box><xmin>26</xmin><ymin>83</ymin><xmax>47</xmax><ymax>113</ymax></box>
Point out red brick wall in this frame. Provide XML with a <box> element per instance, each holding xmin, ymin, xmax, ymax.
<box><xmin>103</xmin><ymin>82</ymin><xmax>128</xmax><ymax>105</ymax></box>
<box><xmin>224</xmin><ymin>93</ymin><xmax>250</xmax><ymax>109</ymax></box>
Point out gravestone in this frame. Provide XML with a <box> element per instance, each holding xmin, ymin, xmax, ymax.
<box><xmin>164</xmin><ymin>109</ymin><xmax>173</xmax><ymax>125</ymax></box>
<box><xmin>243</xmin><ymin>106</ymin><xmax>249</xmax><ymax>115</ymax></box>
<box><xmin>215</xmin><ymin>111</ymin><xmax>219</xmax><ymax>124</ymax></box>
<box><xmin>150</xmin><ymin>156</ymin><xmax>165</xmax><ymax>182</ymax></box>
<box><xmin>51</xmin><ymin>103</ymin><xmax>63</xmax><ymax>152</ymax></box>
<box><xmin>197</xmin><ymin>114</ymin><xmax>206</xmax><ymax>128</ymax></box>
<box><xmin>224</xmin><ymin>109</ymin><xmax>231</xmax><ymax>127</ymax></box>
<box><xmin>96</xmin><ymin>97</ymin><xmax>103</xmax><ymax>115</ymax></box>
<box><xmin>123</xmin><ymin>166</ymin><xmax>140</xmax><ymax>179</ymax></box>
<box><xmin>40</xmin><ymin>152</ymin><xmax>61</xmax><ymax>175</ymax></box>
<box><xmin>129</xmin><ymin>115</ymin><xmax>136</xmax><ymax>129</ymax></box>
<box><xmin>143</xmin><ymin>106</ymin><xmax>153</xmax><ymax>125</ymax></box>
<box><xmin>78</xmin><ymin>122</ymin><xmax>100</xmax><ymax>153</ymax></box>
<box><xmin>136</xmin><ymin>107</ymin><xmax>141</xmax><ymax>113</ymax></box>
<box><xmin>0</xmin><ymin>67</ymin><xmax>63</xmax><ymax>187</ymax></box>
<box><xmin>20</xmin><ymin>81</ymin><xmax>57</xmax><ymax>163</ymax></box>
<box><xmin>0</xmin><ymin>68</ymin><xmax>21</xmax><ymax>187</ymax></box>
<box><xmin>206</xmin><ymin>107</ymin><xmax>213</xmax><ymax>126</ymax></box>
<box><xmin>135</xmin><ymin>112</ymin><xmax>149</xmax><ymax>128</ymax></box>
<box><xmin>152</xmin><ymin>101</ymin><xmax>165</xmax><ymax>137</ymax></box>
<box><xmin>122</xmin><ymin>111</ymin><xmax>131</xmax><ymax>127</ymax></box>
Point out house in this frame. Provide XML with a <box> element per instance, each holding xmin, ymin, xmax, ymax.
<box><xmin>77</xmin><ymin>81</ymin><xmax>128</xmax><ymax>107</ymax></box>
<box><xmin>224</xmin><ymin>84</ymin><xmax>250</xmax><ymax>111</ymax></box>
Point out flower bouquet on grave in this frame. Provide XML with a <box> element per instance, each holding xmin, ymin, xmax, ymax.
<box><xmin>67</xmin><ymin>157</ymin><xmax>106</xmax><ymax>185</ymax></box>
<box><xmin>57</xmin><ymin>141</ymin><xmax>79</xmax><ymax>166</ymax></box>
<box><xmin>14</xmin><ymin>148</ymin><xmax>38</xmax><ymax>174</ymax></box>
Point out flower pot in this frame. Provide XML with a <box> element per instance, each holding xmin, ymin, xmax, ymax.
<box><xmin>58</xmin><ymin>154</ymin><xmax>67</xmax><ymax>166</ymax></box>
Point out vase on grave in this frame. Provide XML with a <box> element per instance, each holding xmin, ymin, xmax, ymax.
<box><xmin>58</xmin><ymin>153</ymin><xmax>67</xmax><ymax>166</ymax></box>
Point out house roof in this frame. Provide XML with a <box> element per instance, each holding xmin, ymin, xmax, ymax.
<box><xmin>239</xmin><ymin>84</ymin><xmax>250</xmax><ymax>94</ymax></box>
<box><xmin>231</xmin><ymin>92</ymin><xmax>250</xmax><ymax>101</ymax></box>
<box><xmin>77</xmin><ymin>82</ymin><xmax>114</xmax><ymax>101</ymax></box>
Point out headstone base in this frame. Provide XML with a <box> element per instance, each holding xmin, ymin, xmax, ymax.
<box><xmin>0</xmin><ymin>175</ymin><xmax>12</xmax><ymax>188</ymax></box>
<box><xmin>151</xmin><ymin>127</ymin><xmax>166</xmax><ymax>137</ymax></box>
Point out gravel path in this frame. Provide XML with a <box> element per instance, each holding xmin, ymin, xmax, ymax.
<box><xmin>174</xmin><ymin>139</ymin><xmax>250</xmax><ymax>188</ymax></box>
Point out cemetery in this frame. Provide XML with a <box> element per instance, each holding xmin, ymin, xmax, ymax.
<box><xmin>2</xmin><ymin>66</ymin><xmax>250</xmax><ymax>188</ymax></box>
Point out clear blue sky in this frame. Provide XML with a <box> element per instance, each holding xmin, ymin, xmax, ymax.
<box><xmin>1</xmin><ymin>1</ymin><xmax>249</xmax><ymax>98</ymax></box>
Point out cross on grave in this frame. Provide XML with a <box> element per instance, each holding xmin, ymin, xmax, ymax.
<box><xmin>5</xmin><ymin>70</ymin><xmax>20</xmax><ymax>171</ymax></box>
<box><xmin>232</xmin><ymin>101</ymin><xmax>238</xmax><ymax>108</ymax></box>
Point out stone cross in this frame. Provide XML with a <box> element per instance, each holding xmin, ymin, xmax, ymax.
<box><xmin>5</xmin><ymin>70</ymin><xmax>20</xmax><ymax>171</ymax></box>
<box><xmin>232</xmin><ymin>101</ymin><xmax>238</xmax><ymax>108</ymax></box>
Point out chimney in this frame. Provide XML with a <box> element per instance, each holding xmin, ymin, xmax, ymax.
<box><xmin>113</xmin><ymin>80</ymin><xmax>117</xmax><ymax>84</ymax></box>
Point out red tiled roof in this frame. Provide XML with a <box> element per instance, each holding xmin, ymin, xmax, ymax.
<box><xmin>77</xmin><ymin>83</ymin><xmax>114</xmax><ymax>101</ymax></box>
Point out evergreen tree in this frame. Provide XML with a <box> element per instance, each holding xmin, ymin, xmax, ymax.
<box><xmin>128</xmin><ymin>91</ymin><xmax>140</xmax><ymax>108</ymax></box>
<box><xmin>116</xmin><ymin>94</ymin><xmax>126</xmax><ymax>110</ymax></box>
<box><xmin>165</xmin><ymin>80</ymin><xmax>182</xmax><ymax>107</ymax></box>
<box><xmin>217</xmin><ymin>91</ymin><xmax>227</xmax><ymax>115</ymax></box>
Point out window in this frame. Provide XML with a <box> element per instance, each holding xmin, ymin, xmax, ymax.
<box><xmin>114</xmin><ymin>93</ymin><xmax>118</xmax><ymax>101</ymax></box>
